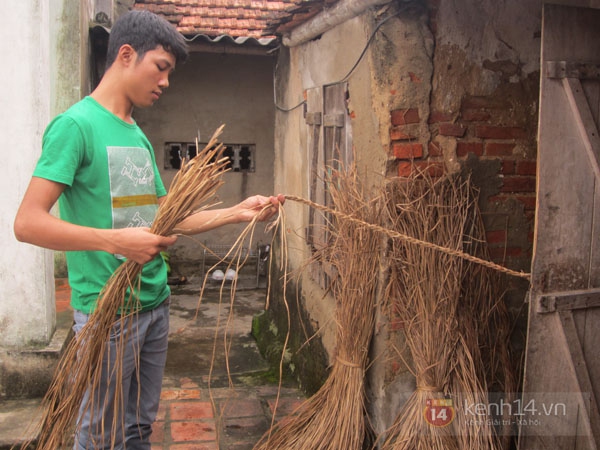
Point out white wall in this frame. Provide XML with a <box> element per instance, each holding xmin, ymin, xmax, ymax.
<box><xmin>0</xmin><ymin>0</ymin><xmax>90</xmax><ymax>347</ymax></box>
<box><xmin>0</xmin><ymin>1</ymin><xmax>53</xmax><ymax>346</ymax></box>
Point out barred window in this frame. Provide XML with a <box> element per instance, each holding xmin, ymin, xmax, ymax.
<box><xmin>165</xmin><ymin>142</ymin><xmax>255</xmax><ymax>172</ymax></box>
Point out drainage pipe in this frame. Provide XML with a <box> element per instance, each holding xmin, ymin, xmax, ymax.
<box><xmin>282</xmin><ymin>0</ymin><xmax>393</xmax><ymax>48</ymax></box>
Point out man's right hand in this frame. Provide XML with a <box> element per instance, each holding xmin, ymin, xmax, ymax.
<box><xmin>108</xmin><ymin>227</ymin><xmax>178</xmax><ymax>264</ymax></box>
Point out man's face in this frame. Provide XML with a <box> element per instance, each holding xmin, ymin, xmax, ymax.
<box><xmin>127</xmin><ymin>45</ymin><xmax>176</xmax><ymax>108</ymax></box>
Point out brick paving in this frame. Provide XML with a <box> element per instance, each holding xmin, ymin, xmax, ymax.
<box><xmin>152</xmin><ymin>379</ymin><xmax>304</xmax><ymax>450</ymax></box>
<box><xmin>53</xmin><ymin>278</ymin><xmax>306</xmax><ymax>450</ymax></box>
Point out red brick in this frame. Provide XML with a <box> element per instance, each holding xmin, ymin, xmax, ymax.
<box><xmin>170</xmin><ymin>402</ymin><xmax>214</xmax><ymax>420</ymax></box>
<box><xmin>161</xmin><ymin>390</ymin><xmax>180</xmax><ymax>401</ymax></box>
<box><xmin>485</xmin><ymin>142</ymin><xmax>515</xmax><ymax>156</ymax></box>
<box><xmin>439</xmin><ymin>122</ymin><xmax>467</xmax><ymax>137</ymax></box>
<box><xmin>177</xmin><ymin>390</ymin><xmax>202</xmax><ymax>400</ymax></box>
<box><xmin>392</xmin><ymin>142</ymin><xmax>423</xmax><ymax>159</ymax></box>
<box><xmin>151</xmin><ymin>421</ymin><xmax>165</xmax><ymax>443</ymax></box>
<box><xmin>398</xmin><ymin>161</ymin><xmax>413</xmax><ymax>177</ymax></box>
<box><xmin>415</xmin><ymin>161</ymin><xmax>445</xmax><ymax>177</ymax></box>
<box><xmin>55</xmin><ymin>278</ymin><xmax>72</xmax><ymax>313</ymax></box>
<box><xmin>169</xmin><ymin>444</ymin><xmax>218</xmax><ymax>450</ymax></box>
<box><xmin>476</xmin><ymin>125</ymin><xmax>527</xmax><ymax>139</ymax></box>
<box><xmin>390</xmin><ymin>126</ymin><xmax>415</xmax><ymax>140</ymax></box>
<box><xmin>456</xmin><ymin>142</ymin><xmax>484</xmax><ymax>157</ymax></box>
<box><xmin>220</xmin><ymin>399</ymin><xmax>263</xmax><ymax>418</ymax></box>
<box><xmin>515</xmin><ymin>195</ymin><xmax>537</xmax><ymax>210</ymax></box>
<box><xmin>525</xmin><ymin>210</ymin><xmax>536</xmax><ymax>221</ymax></box>
<box><xmin>161</xmin><ymin>389</ymin><xmax>202</xmax><ymax>401</ymax></box>
<box><xmin>501</xmin><ymin>176</ymin><xmax>536</xmax><ymax>193</ymax></box>
<box><xmin>516</xmin><ymin>160</ymin><xmax>537</xmax><ymax>175</ymax></box>
<box><xmin>488</xmin><ymin>194</ymin><xmax>510</xmax><ymax>205</ymax></box>
<box><xmin>170</xmin><ymin>421</ymin><xmax>217</xmax><ymax>442</ymax></box>
<box><xmin>429</xmin><ymin>141</ymin><xmax>442</xmax><ymax>157</ymax></box>
<box><xmin>429</xmin><ymin>110</ymin><xmax>454</xmax><ymax>123</ymax></box>
<box><xmin>486</xmin><ymin>230</ymin><xmax>507</xmax><ymax>245</ymax></box>
<box><xmin>461</xmin><ymin>109</ymin><xmax>491</xmax><ymax>122</ymax></box>
<box><xmin>501</xmin><ymin>160</ymin><xmax>515</xmax><ymax>174</ymax></box>
<box><xmin>489</xmin><ymin>247</ymin><xmax>523</xmax><ymax>260</ymax></box>
<box><xmin>488</xmin><ymin>194</ymin><xmax>509</xmax><ymax>204</ymax></box>
<box><xmin>391</xmin><ymin>108</ymin><xmax>420</xmax><ymax>125</ymax></box>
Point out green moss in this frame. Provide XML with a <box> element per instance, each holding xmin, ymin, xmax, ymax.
<box><xmin>251</xmin><ymin>283</ymin><xmax>329</xmax><ymax>397</ymax></box>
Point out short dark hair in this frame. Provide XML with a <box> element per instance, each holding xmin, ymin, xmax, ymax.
<box><xmin>106</xmin><ymin>10</ymin><xmax>188</xmax><ymax>69</ymax></box>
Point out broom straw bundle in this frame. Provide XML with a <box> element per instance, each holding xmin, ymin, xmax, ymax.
<box><xmin>23</xmin><ymin>126</ymin><xmax>230</xmax><ymax>450</ymax></box>
<box><xmin>253</xmin><ymin>166</ymin><xmax>381</xmax><ymax>450</ymax></box>
<box><xmin>379</xmin><ymin>173</ymin><xmax>511</xmax><ymax>450</ymax></box>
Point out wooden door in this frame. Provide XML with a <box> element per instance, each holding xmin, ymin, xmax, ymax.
<box><xmin>519</xmin><ymin>4</ymin><xmax>600</xmax><ymax>449</ymax></box>
<box><xmin>305</xmin><ymin>83</ymin><xmax>353</xmax><ymax>288</ymax></box>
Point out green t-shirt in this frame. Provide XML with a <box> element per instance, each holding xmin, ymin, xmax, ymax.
<box><xmin>33</xmin><ymin>96</ymin><xmax>170</xmax><ymax>313</ymax></box>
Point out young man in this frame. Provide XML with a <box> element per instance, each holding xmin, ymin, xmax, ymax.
<box><xmin>14</xmin><ymin>10</ymin><xmax>283</xmax><ymax>450</ymax></box>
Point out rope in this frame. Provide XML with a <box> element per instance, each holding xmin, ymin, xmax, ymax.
<box><xmin>416</xmin><ymin>384</ymin><xmax>443</xmax><ymax>393</ymax></box>
<box><xmin>336</xmin><ymin>356</ymin><xmax>362</xmax><ymax>369</ymax></box>
<box><xmin>285</xmin><ymin>195</ymin><xmax>531</xmax><ymax>280</ymax></box>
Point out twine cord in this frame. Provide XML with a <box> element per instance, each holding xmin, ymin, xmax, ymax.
<box><xmin>416</xmin><ymin>384</ymin><xmax>443</xmax><ymax>393</ymax></box>
<box><xmin>285</xmin><ymin>195</ymin><xmax>530</xmax><ymax>280</ymax></box>
<box><xmin>336</xmin><ymin>356</ymin><xmax>362</xmax><ymax>369</ymax></box>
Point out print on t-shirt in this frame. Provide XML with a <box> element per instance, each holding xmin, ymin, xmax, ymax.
<box><xmin>107</xmin><ymin>146</ymin><xmax>158</xmax><ymax>231</ymax></box>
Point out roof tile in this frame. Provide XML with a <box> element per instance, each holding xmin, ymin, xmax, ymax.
<box><xmin>133</xmin><ymin>0</ymin><xmax>343</xmax><ymax>40</ymax></box>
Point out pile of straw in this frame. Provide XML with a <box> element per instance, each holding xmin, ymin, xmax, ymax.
<box><xmin>23</xmin><ymin>126</ymin><xmax>230</xmax><ymax>450</ymax></box>
<box><xmin>253</xmin><ymin>167</ymin><xmax>382</xmax><ymax>450</ymax></box>
<box><xmin>379</xmin><ymin>173</ymin><xmax>515</xmax><ymax>450</ymax></box>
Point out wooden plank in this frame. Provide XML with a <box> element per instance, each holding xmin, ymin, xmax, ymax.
<box><xmin>537</xmin><ymin>287</ymin><xmax>600</xmax><ymax>313</ymax></box>
<box><xmin>557</xmin><ymin>310</ymin><xmax>600</xmax><ymax>448</ymax></box>
<box><xmin>520</xmin><ymin>306</ymin><xmax>587</xmax><ymax>447</ymax></box>
<box><xmin>562</xmin><ymin>77</ymin><xmax>600</xmax><ymax>182</ymax></box>
<box><xmin>306</xmin><ymin>87</ymin><xmax>324</xmax><ymax>254</ymax></box>
<box><xmin>546</xmin><ymin>61</ymin><xmax>600</xmax><ymax>79</ymax></box>
<box><xmin>323</xmin><ymin>83</ymin><xmax>352</xmax><ymax>169</ymax></box>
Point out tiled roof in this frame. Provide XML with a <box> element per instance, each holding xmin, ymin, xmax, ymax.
<box><xmin>133</xmin><ymin>0</ymin><xmax>294</xmax><ymax>39</ymax></box>
<box><xmin>264</xmin><ymin>0</ymin><xmax>339</xmax><ymax>35</ymax></box>
<box><xmin>133</xmin><ymin>1</ymin><xmax>338</xmax><ymax>40</ymax></box>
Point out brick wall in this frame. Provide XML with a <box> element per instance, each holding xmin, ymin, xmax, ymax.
<box><xmin>388</xmin><ymin>98</ymin><xmax>536</xmax><ymax>280</ymax></box>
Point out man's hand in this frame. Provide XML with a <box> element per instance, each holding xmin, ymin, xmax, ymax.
<box><xmin>109</xmin><ymin>227</ymin><xmax>178</xmax><ymax>265</ymax></box>
<box><xmin>235</xmin><ymin>194</ymin><xmax>285</xmax><ymax>222</ymax></box>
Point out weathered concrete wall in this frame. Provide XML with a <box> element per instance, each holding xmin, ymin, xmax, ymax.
<box><xmin>135</xmin><ymin>51</ymin><xmax>277</xmax><ymax>275</ymax></box>
<box><xmin>272</xmin><ymin>8</ymin><xmax>415</xmax><ymax>361</ymax></box>
<box><xmin>272</xmin><ymin>0</ymin><xmax>437</xmax><ymax>431</ymax></box>
<box><xmin>275</xmin><ymin>1</ymin><xmax>433</xmax><ymax>386</ymax></box>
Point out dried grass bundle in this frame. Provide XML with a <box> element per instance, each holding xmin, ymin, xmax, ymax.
<box><xmin>253</xmin><ymin>166</ymin><xmax>381</xmax><ymax>450</ymax></box>
<box><xmin>22</xmin><ymin>126</ymin><xmax>230</xmax><ymax>450</ymax></box>
<box><xmin>379</xmin><ymin>173</ymin><xmax>514</xmax><ymax>450</ymax></box>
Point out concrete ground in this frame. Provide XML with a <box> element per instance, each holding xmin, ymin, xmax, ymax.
<box><xmin>0</xmin><ymin>273</ymin><xmax>305</xmax><ymax>450</ymax></box>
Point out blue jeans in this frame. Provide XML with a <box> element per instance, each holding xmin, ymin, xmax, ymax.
<box><xmin>72</xmin><ymin>298</ymin><xmax>170</xmax><ymax>450</ymax></box>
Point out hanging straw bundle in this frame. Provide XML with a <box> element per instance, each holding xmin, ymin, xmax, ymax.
<box><xmin>379</xmin><ymin>173</ymin><xmax>513</xmax><ymax>450</ymax></box>
<box><xmin>22</xmin><ymin>126</ymin><xmax>230</xmax><ymax>450</ymax></box>
<box><xmin>253</xmin><ymin>166</ymin><xmax>382</xmax><ymax>450</ymax></box>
